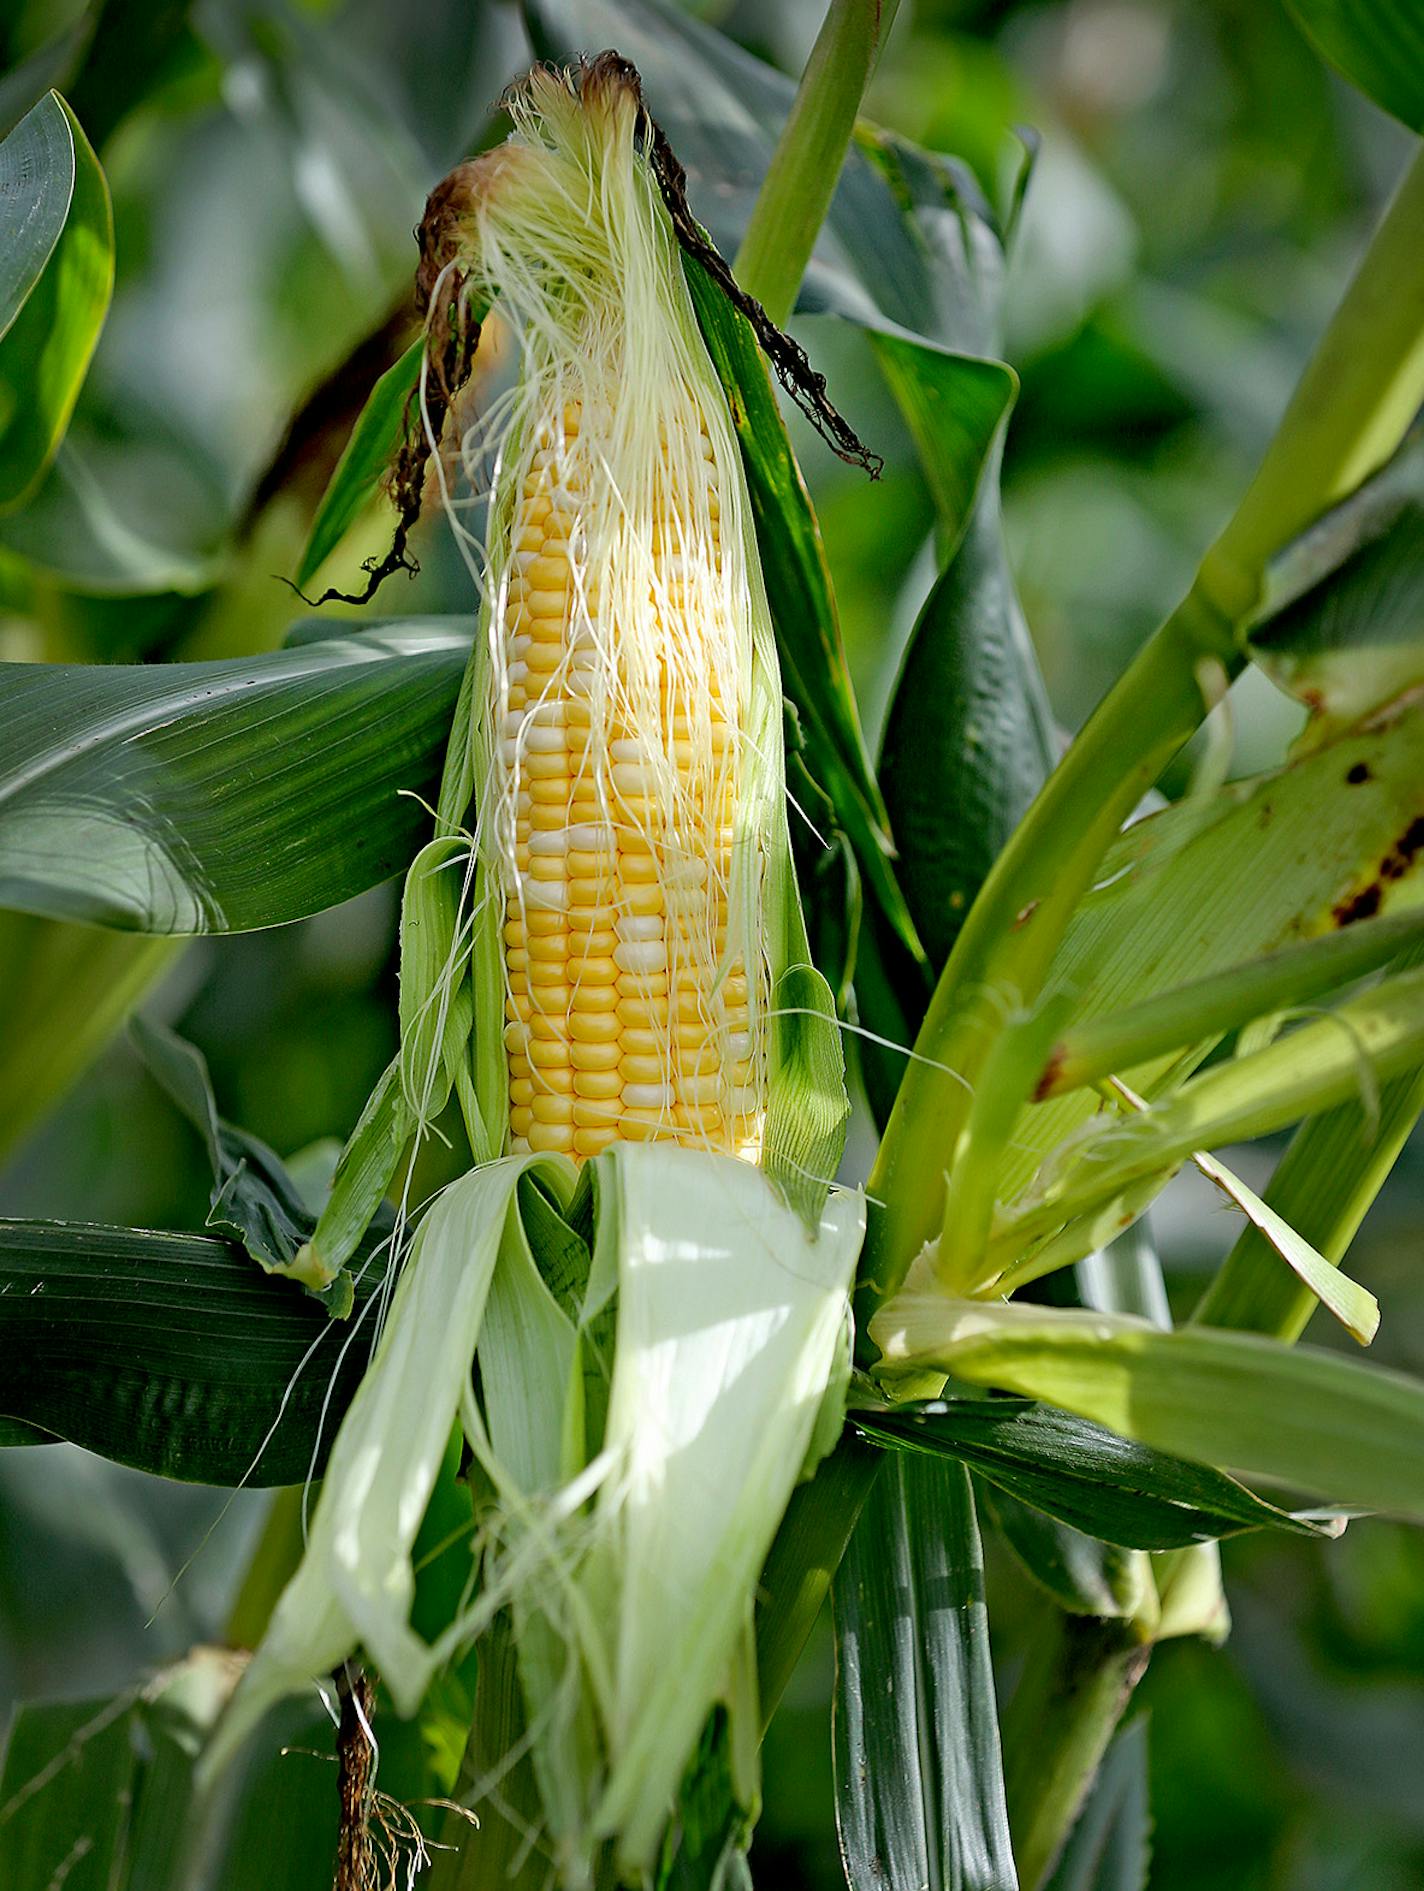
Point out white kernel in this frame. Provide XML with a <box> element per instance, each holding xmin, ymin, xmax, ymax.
<box><xmin>524</xmin><ymin>880</ymin><xmax>568</xmax><ymax>913</ymax></box>
<box><xmin>623</xmin><ymin>1083</ymin><xmax>674</xmax><ymax>1110</ymax></box>
<box><xmin>616</xmin><ymin>915</ymin><xmax>663</xmax><ymax>943</ymax></box>
<box><xmin>528</xmin><ymin>830</ymin><xmax>568</xmax><ymax>857</ymax></box>
<box><xmin>614</xmin><ymin>940</ymin><xmax>668</xmax><ymax>975</ymax></box>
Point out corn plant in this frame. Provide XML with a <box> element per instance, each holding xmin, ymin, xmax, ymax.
<box><xmin>1</xmin><ymin>4</ymin><xmax>1423</xmax><ymax>1890</ymax></box>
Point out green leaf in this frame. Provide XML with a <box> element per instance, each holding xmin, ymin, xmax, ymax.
<box><xmin>1042</xmin><ymin>1718</ymin><xmax>1151</xmax><ymax>1891</ymax></box>
<box><xmin>130</xmin><ymin>1015</ymin><xmax>356</xmax><ymax>1307</ymax></box>
<box><xmin>1040</xmin><ymin>906</ymin><xmax>1424</xmax><ymax>1098</ymax></box>
<box><xmin>1249</xmin><ymin>424</ymin><xmax>1424</xmax><ymax>731</ymax></box>
<box><xmin>295</xmin><ymin>336</ymin><xmax>422</xmax><ymax>587</ymax></box>
<box><xmin>997</xmin><ymin>963</ymin><xmax>1424</xmax><ymax>1283</ymax></box>
<box><xmin>682</xmin><ymin>253</ymin><xmax>920</xmax><ymax>969</ymax></box>
<box><xmin>0</xmin><ymin>618</ymin><xmax>467</xmax><ymax>932</ymax></box>
<box><xmin>1196</xmin><ymin>1053</ymin><xmax>1424</xmax><ymax>1342</ymax></box>
<box><xmin>0</xmin><ymin>1219</ymin><xmax>375</xmax><ymax>1486</ymax></box>
<box><xmin>1191</xmin><ymin>1151</ymin><xmax>1379</xmax><ymax>1346</ymax></box>
<box><xmin>1284</xmin><ymin>0</ymin><xmax>1424</xmax><ymax>131</ymax></box>
<box><xmin>999</xmin><ymin>691</ymin><xmax>1424</xmax><ymax>1207</ymax></box>
<box><xmin>855</xmin><ymin>1397</ymin><xmax>1344</xmax><ymax>1551</ymax></box>
<box><xmin>980</xmin><ymin>1480</ymin><xmax>1154</xmax><ymax>1620</ymax></box>
<box><xmin>832</xmin><ymin>1454</ymin><xmax>1017</xmax><ymax>1891</ymax></box>
<box><xmin>0</xmin><ymin>1652</ymin><xmax>238</xmax><ymax>1891</ymax></box>
<box><xmin>872</xmin><ymin>1295</ymin><xmax>1424</xmax><ymax>1519</ymax></box>
<box><xmin>0</xmin><ymin>911</ymin><xmax>177</xmax><ymax>1163</ymax></box>
<box><xmin>0</xmin><ymin>94</ymin><xmax>113</xmax><ymax>511</ymax></box>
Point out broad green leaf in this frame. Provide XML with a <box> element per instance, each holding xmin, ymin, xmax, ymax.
<box><xmin>855</xmin><ymin>1397</ymin><xmax>1343</xmax><ymax>1551</ymax></box>
<box><xmin>296</xmin><ymin>336</ymin><xmax>422</xmax><ymax>587</ymax></box>
<box><xmin>0</xmin><ymin>94</ymin><xmax>75</xmax><ymax>335</ymax></box>
<box><xmin>872</xmin><ymin>1295</ymin><xmax>1424</xmax><ymax>1519</ymax></box>
<box><xmin>833</xmin><ymin>1454</ymin><xmax>1017</xmax><ymax>1891</ymax></box>
<box><xmin>0</xmin><ymin>619</ymin><xmax>467</xmax><ymax>932</ymax></box>
<box><xmin>0</xmin><ymin>1220</ymin><xmax>375</xmax><ymax>1485</ymax></box>
<box><xmin>0</xmin><ymin>94</ymin><xmax>113</xmax><ymax>511</ymax></box>
<box><xmin>1000</xmin><ymin>692</ymin><xmax>1424</xmax><ymax>1205</ymax></box>
<box><xmin>0</xmin><ymin>911</ymin><xmax>177</xmax><ymax>1162</ymax></box>
<box><xmin>1249</xmin><ymin>425</ymin><xmax>1424</xmax><ymax>733</ymax></box>
<box><xmin>1043</xmin><ymin>1718</ymin><xmax>1151</xmax><ymax>1891</ymax></box>
<box><xmin>0</xmin><ymin>16</ymin><xmax>92</xmax><ymax>143</ymax></box>
<box><xmin>1284</xmin><ymin>0</ymin><xmax>1424</xmax><ymax>131</ymax></box>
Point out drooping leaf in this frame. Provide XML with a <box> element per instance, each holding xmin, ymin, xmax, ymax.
<box><xmin>0</xmin><ymin>1220</ymin><xmax>376</xmax><ymax>1485</ymax></box>
<box><xmin>833</xmin><ymin>1453</ymin><xmax>1017</xmax><ymax>1891</ymax></box>
<box><xmin>129</xmin><ymin>1015</ymin><xmax>358</xmax><ymax>1308</ymax></box>
<box><xmin>296</xmin><ymin>336</ymin><xmax>422</xmax><ymax>587</ymax></box>
<box><xmin>1042</xmin><ymin>1718</ymin><xmax>1152</xmax><ymax>1891</ymax></box>
<box><xmin>0</xmin><ymin>93</ymin><xmax>113</xmax><ymax>511</ymax></box>
<box><xmin>1283</xmin><ymin>0</ymin><xmax>1424</xmax><ymax>130</ymax></box>
<box><xmin>854</xmin><ymin>1397</ymin><xmax>1344</xmax><ymax>1551</ymax></box>
<box><xmin>872</xmin><ymin>1295</ymin><xmax>1424</xmax><ymax>1519</ymax></box>
<box><xmin>0</xmin><ymin>619</ymin><xmax>467</xmax><ymax>933</ymax></box>
<box><xmin>1191</xmin><ymin>1151</ymin><xmax>1379</xmax><ymax>1346</ymax></box>
<box><xmin>1196</xmin><ymin>1059</ymin><xmax>1424</xmax><ymax>1341</ymax></box>
<box><xmin>878</xmin><ymin>480</ymin><xmax>1056</xmax><ymax>977</ymax></box>
<box><xmin>1249</xmin><ymin>424</ymin><xmax>1424</xmax><ymax>732</ymax></box>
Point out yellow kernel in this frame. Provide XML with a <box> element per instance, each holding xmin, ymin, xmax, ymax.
<box><xmin>528</xmin><ymin>1120</ymin><xmax>575</xmax><ymax>1153</ymax></box>
<box><xmin>572</xmin><ymin>1041</ymin><xmax>622</xmax><ymax>1072</ymax></box>
<box><xmin>678</xmin><ymin>1075</ymin><xmax>721</xmax><ymax>1107</ymax></box>
<box><xmin>617</xmin><ymin>994</ymin><xmax>670</xmax><ymax>1028</ymax></box>
<box><xmin>532</xmin><ymin>1064</ymin><xmax>575</xmax><ymax>1096</ymax></box>
<box><xmin>620</xmin><ymin>1054</ymin><xmax>668</xmax><ymax>1084</ymax></box>
<box><xmin>675</xmin><ymin>1102</ymin><xmax>723</xmax><ymax>1134</ymax></box>
<box><xmin>527</xmin><ymin>934</ymin><xmax>568</xmax><ymax>964</ymax></box>
<box><xmin>569</xmin><ymin>1011</ymin><xmax>620</xmax><ymax>1045</ymax></box>
<box><xmin>523</xmin><ymin>909</ymin><xmax>566</xmax><ymax>938</ymax></box>
<box><xmin>618</xmin><ymin>971</ymin><xmax>669</xmax><ymax>998</ymax></box>
<box><xmin>677</xmin><ymin>1047</ymin><xmax>720</xmax><ymax>1077</ymax></box>
<box><xmin>574</xmin><ymin>1069</ymin><xmax>623</xmax><ymax>1101</ymax></box>
<box><xmin>531</xmin><ymin>1094</ymin><xmax>575</xmax><ymax>1125</ymax></box>
<box><xmin>574</xmin><ymin>1127</ymin><xmax>619</xmax><ymax>1157</ymax></box>
<box><xmin>511</xmin><ymin>1106</ymin><xmax>534</xmax><ymax>1136</ymax></box>
<box><xmin>568</xmin><ymin>955</ymin><xmax>619</xmax><ymax>985</ymax></box>
<box><xmin>617</xmin><ymin>1109</ymin><xmax>676</xmax><ymax>1142</ymax></box>
<box><xmin>510</xmin><ymin>1078</ymin><xmax>535</xmax><ymax>1107</ymax></box>
<box><xmin>573</xmin><ymin>1097</ymin><xmax>619</xmax><ymax>1127</ymax></box>
<box><xmin>529</xmin><ymin>1038</ymin><xmax>573</xmax><ymax>1071</ymax></box>
<box><xmin>530</xmin><ymin>1013</ymin><xmax>571</xmax><ymax>1043</ymax></box>
<box><xmin>569</xmin><ymin>982</ymin><xmax>618</xmax><ymax>1013</ymax></box>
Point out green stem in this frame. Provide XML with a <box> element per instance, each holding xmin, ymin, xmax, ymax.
<box><xmin>860</xmin><ymin>141</ymin><xmax>1424</xmax><ymax>1327</ymax></box>
<box><xmin>1001</xmin><ymin>1609</ymin><xmax>1153</xmax><ymax>1891</ymax></box>
<box><xmin>860</xmin><ymin>585</ymin><xmax>1237</xmax><ymax>1317</ymax></box>
<box><xmin>734</xmin><ymin>0</ymin><xmax>900</xmax><ymax>326</ymax></box>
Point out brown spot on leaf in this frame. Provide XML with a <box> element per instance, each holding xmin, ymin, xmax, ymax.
<box><xmin>1346</xmin><ymin>762</ymin><xmax>1371</xmax><ymax>785</ymax></box>
<box><xmin>1334</xmin><ymin>884</ymin><xmax>1383</xmax><ymax>926</ymax></box>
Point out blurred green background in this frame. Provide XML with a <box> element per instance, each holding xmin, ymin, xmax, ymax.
<box><xmin>1</xmin><ymin>0</ymin><xmax>1421</xmax><ymax>1883</ymax></box>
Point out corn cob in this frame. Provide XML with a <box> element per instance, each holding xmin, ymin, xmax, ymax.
<box><xmin>433</xmin><ymin>62</ymin><xmax>771</xmax><ymax>1164</ymax></box>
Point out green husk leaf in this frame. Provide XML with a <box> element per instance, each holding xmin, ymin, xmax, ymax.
<box><xmin>296</xmin><ymin>336</ymin><xmax>422</xmax><ymax>587</ymax></box>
